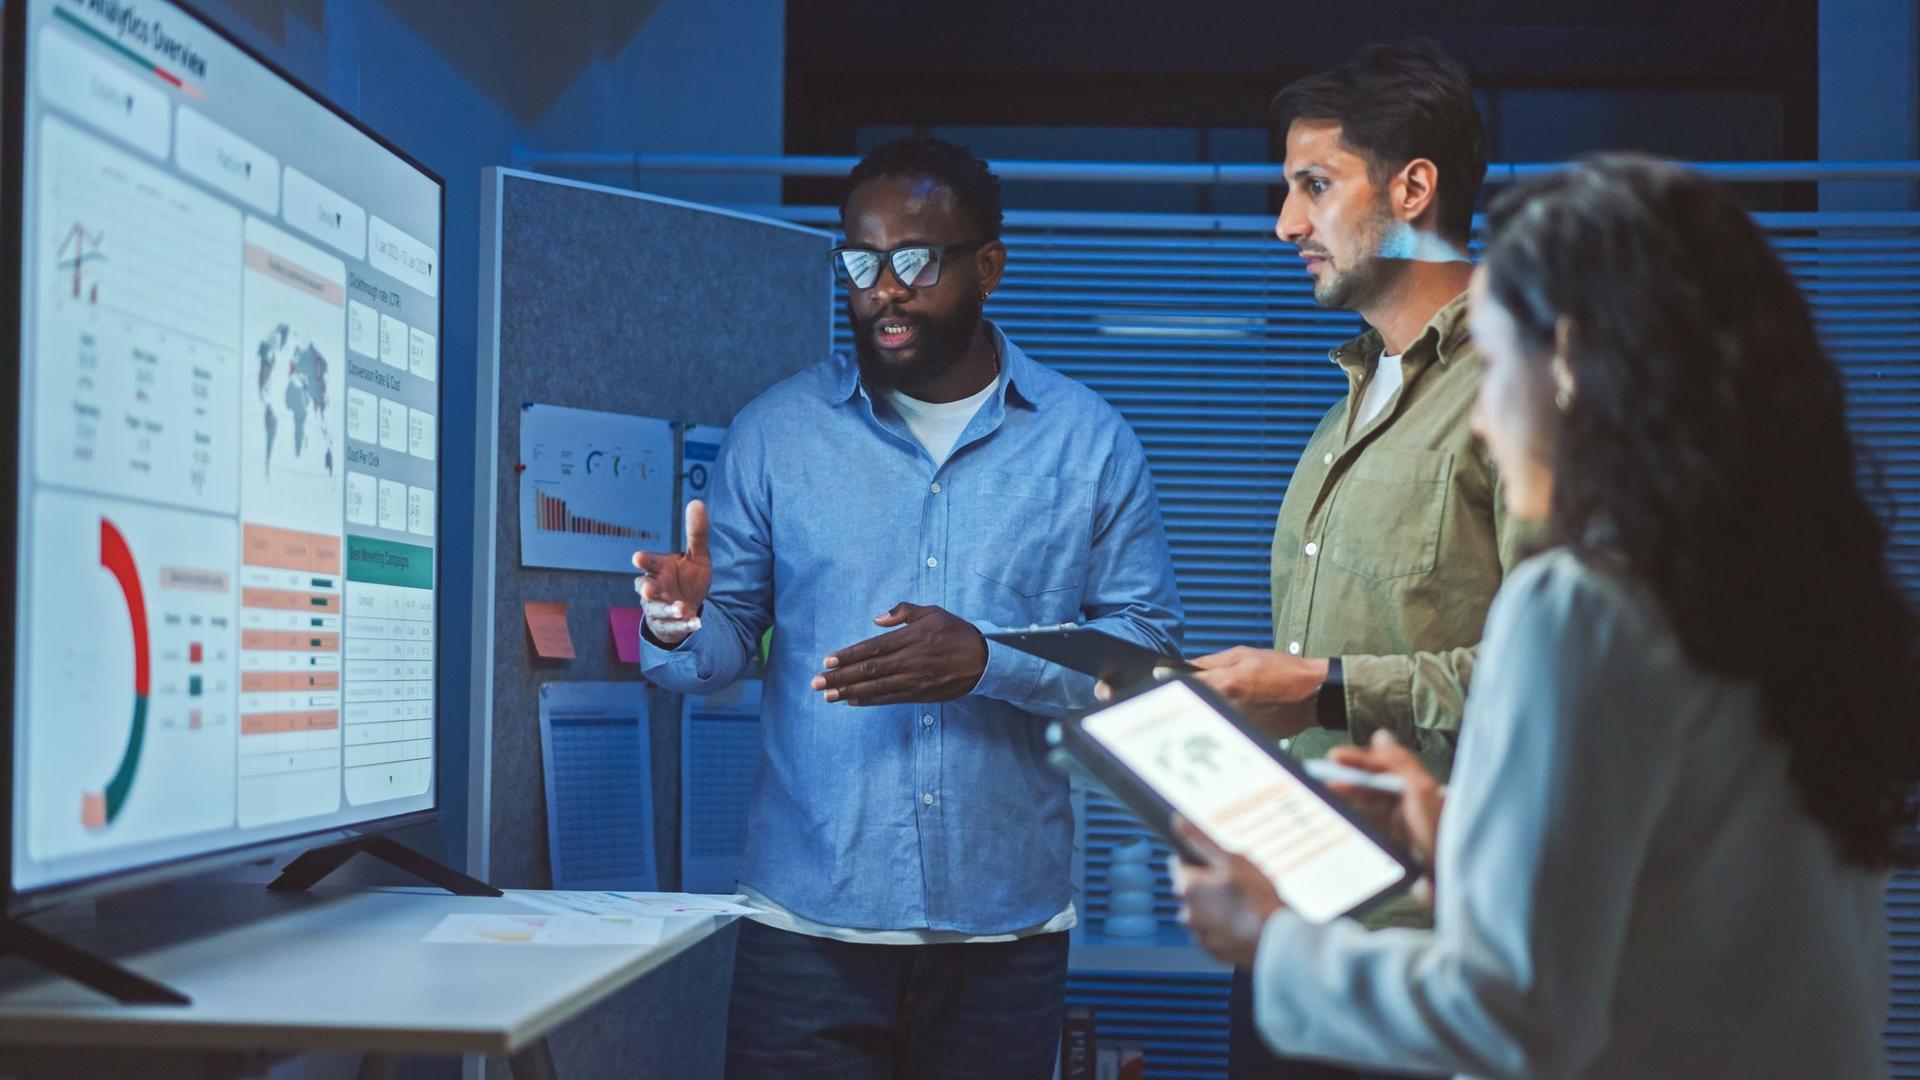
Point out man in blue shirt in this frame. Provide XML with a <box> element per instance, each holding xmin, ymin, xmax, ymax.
<box><xmin>635</xmin><ymin>138</ymin><xmax>1183</xmax><ymax>1079</ymax></box>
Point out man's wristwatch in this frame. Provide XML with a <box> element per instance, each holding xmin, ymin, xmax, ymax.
<box><xmin>1315</xmin><ymin>656</ymin><xmax>1347</xmax><ymax>731</ymax></box>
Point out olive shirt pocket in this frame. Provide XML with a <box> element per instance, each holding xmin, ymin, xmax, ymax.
<box><xmin>1324</xmin><ymin>449</ymin><xmax>1453</xmax><ymax>581</ymax></box>
<box><xmin>959</xmin><ymin>471</ymin><xmax>1095</xmax><ymax>623</ymax></box>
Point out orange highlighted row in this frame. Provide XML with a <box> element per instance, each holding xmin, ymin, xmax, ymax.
<box><xmin>242</xmin><ymin>629</ymin><xmax>341</xmax><ymax>652</ymax></box>
<box><xmin>241</xmin><ymin>671</ymin><xmax>341</xmax><ymax>693</ymax></box>
<box><xmin>1243</xmin><ymin>815</ymin><xmax>1338</xmax><ymax>860</ymax></box>
<box><xmin>243</xmin><ymin>587</ymin><xmax>341</xmax><ymax>613</ymax></box>
<box><xmin>1217</xmin><ymin>784</ymin><xmax>1302</xmax><ymax>825</ymax></box>
<box><xmin>241</xmin><ymin>710</ymin><xmax>340</xmax><ymax>736</ymax></box>
<box><xmin>244</xmin><ymin>524</ymin><xmax>342</xmax><ymax>574</ymax></box>
<box><xmin>1261</xmin><ymin>830</ymin><xmax>1349</xmax><ymax>877</ymax></box>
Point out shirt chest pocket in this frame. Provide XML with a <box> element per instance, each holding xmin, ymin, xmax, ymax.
<box><xmin>957</xmin><ymin>471</ymin><xmax>1095</xmax><ymax>612</ymax></box>
<box><xmin>1324</xmin><ymin>449</ymin><xmax>1452</xmax><ymax>581</ymax></box>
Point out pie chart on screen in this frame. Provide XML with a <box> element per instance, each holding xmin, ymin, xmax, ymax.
<box><xmin>82</xmin><ymin>517</ymin><xmax>149</xmax><ymax>830</ymax></box>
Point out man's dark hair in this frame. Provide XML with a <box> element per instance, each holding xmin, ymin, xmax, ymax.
<box><xmin>841</xmin><ymin>137</ymin><xmax>1004</xmax><ymax>241</ymax></box>
<box><xmin>1272</xmin><ymin>39</ymin><xmax>1486</xmax><ymax>244</ymax></box>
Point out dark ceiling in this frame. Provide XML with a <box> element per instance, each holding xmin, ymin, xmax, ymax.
<box><xmin>784</xmin><ymin>0</ymin><xmax>1817</xmax><ymax>146</ymax></box>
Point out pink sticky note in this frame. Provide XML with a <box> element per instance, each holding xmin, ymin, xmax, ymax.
<box><xmin>524</xmin><ymin>601</ymin><xmax>576</xmax><ymax>660</ymax></box>
<box><xmin>609</xmin><ymin>605</ymin><xmax>644</xmax><ymax>664</ymax></box>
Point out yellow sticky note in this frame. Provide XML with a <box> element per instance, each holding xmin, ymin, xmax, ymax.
<box><xmin>524</xmin><ymin>601</ymin><xmax>576</xmax><ymax>660</ymax></box>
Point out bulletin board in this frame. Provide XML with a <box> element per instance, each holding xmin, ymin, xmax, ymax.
<box><xmin>477</xmin><ymin>168</ymin><xmax>828</xmax><ymax>890</ymax></box>
<box><xmin>471</xmin><ymin>168</ymin><xmax>829</xmax><ymax>1078</ymax></box>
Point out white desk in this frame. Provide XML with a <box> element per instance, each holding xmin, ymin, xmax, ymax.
<box><xmin>0</xmin><ymin>884</ymin><xmax>738</xmax><ymax>1077</ymax></box>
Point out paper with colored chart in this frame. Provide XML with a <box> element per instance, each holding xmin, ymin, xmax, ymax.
<box><xmin>519</xmin><ymin>403</ymin><xmax>674</xmax><ymax>573</ymax></box>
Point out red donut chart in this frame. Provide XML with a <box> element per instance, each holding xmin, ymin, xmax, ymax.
<box><xmin>81</xmin><ymin>518</ymin><xmax>149</xmax><ymax>829</ymax></box>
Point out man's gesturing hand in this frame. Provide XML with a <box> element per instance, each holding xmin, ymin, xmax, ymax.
<box><xmin>811</xmin><ymin>603</ymin><xmax>988</xmax><ymax>706</ymax></box>
<box><xmin>631</xmin><ymin>500</ymin><xmax>712</xmax><ymax>646</ymax></box>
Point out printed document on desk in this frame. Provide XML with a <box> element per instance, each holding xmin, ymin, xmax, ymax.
<box><xmin>508</xmin><ymin>890</ymin><xmax>761</xmax><ymax>918</ymax></box>
<box><xmin>422</xmin><ymin>912</ymin><xmax>665</xmax><ymax>946</ymax></box>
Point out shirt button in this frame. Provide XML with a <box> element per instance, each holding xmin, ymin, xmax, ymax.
<box><xmin>930</xmin><ymin>482</ymin><xmax>942</xmax><ymax>493</ymax></box>
<box><xmin>1287</xmin><ymin>641</ymin><xmax>1302</xmax><ymax>655</ymax></box>
<box><xmin>923</xmin><ymin>714</ymin><xmax>935</xmax><ymax>727</ymax></box>
<box><xmin>922</xmin><ymin>793</ymin><xmax>935</xmax><ymax>806</ymax></box>
<box><xmin>1323</xmin><ymin>452</ymin><xmax>1334</xmax><ymax>466</ymax></box>
<box><xmin>1304</xmin><ymin>542</ymin><xmax>1319</xmax><ymax>557</ymax></box>
<box><xmin>926</xmin><ymin>556</ymin><xmax>938</xmax><ymax>568</ymax></box>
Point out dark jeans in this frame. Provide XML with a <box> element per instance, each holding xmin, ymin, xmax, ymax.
<box><xmin>725</xmin><ymin>919</ymin><xmax>1070</xmax><ymax>1080</ymax></box>
<box><xmin>1230</xmin><ymin>965</ymin><xmax>1438</xmax><ymax>1080</ymax></box>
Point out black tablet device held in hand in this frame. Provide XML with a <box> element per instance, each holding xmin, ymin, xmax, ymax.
<box><xmin>1050</xmin><ymin>676</ymin><xmax>1417</xmax><ymax>924</ymax></box>
<box><xmin>984</xmin><ymin>625</ymin><xmax>1194</xmax><ymax>688</ymax></box>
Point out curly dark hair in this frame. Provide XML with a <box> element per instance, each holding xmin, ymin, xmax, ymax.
<box><xmin>1271</xmin><ymin>39</ymin><xmax>1486</xmax><ymax>245</ymax></box>
<box><xmin>841</xmin><ymin>137</ymin><xmax>1003</xmax><ymax>241</ymax></box>
<box><xmin>1483</xmin><ymin>154</ymin><xmax>1920</xmax><ymax>869</ymax></box>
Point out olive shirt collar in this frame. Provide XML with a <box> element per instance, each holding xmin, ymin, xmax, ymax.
<box><xmin>1329</xmin><ymin>289</ymin><xmax>1475</xmax><ymax>378</ymax></box>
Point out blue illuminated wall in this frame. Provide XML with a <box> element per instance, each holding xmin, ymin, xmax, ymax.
<box><xmin>1819</xmin><ymin>0</ymin><xmax>1920</xmax><ymax>210</ymax></box>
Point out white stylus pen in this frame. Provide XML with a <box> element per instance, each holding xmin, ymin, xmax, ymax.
<box><xmin>1304</xmin><ymin>757</ymin><xmax>1408</xmax><ymax>795</ymax></box>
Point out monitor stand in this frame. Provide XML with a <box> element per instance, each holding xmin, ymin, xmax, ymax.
<box><xmin>0</xmin><ymin>916</ymin><xmax>190</xmax><ymax>1005</ymax></box>
<box><xmin>267</xmin><ymin>834</ymin><xmax>502</xmax><ymax>897</ymax></box>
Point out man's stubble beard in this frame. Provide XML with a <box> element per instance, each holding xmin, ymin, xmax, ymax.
<box><xmin>1313</xmin><ymin>199</ymin><xmax>1403</xmax><ymax>312</ymax></box>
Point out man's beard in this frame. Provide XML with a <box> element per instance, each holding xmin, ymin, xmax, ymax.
<box><xmin>851</xmin><ymin>291</ymin><xmax>984</xmax><ymax>396</ymax></box>
<box><xmin>1313</xmin><ymin>200</ymin><xmax>1402</xmax><ymax>311</ymax></box>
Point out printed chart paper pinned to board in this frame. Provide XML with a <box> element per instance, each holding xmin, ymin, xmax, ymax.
<box><xmin>539</xmin><ymin>682</ymin><xmax>658</xmax><ymax>890</ymax></box>
<box><xmin>524</xmin><ymin>600</ymin><xmax>576</xmax><ymax>659</ymax></box>
<box><xmin>681</xmin><ymin>679</ymin><xmax>763</xmax><ymax>893</ymax></box>
<box><xmin>520</xmin><ymin>403</ymin><xmax>674</xmax><ymax>572</ymax></box>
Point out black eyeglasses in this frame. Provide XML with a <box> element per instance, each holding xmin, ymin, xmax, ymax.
<box><xmin>830</xmin><ymin>242</ymin><xmax>987</xmax><ymax>290</ymax></box>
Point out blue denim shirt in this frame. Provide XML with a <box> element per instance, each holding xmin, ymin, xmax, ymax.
<box><xmin>641</xmin><ymin>325</ymin><xmax>1183</xmax><ymax>934</ymax></box>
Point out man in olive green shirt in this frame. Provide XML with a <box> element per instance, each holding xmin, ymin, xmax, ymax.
<box><xmin>1191</xmin><ymin>42</ymin><xmax>1529</xmax><ymax>1080</ymax></box>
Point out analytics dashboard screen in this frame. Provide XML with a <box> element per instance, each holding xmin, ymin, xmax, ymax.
<box><xmin>8</xmin><ymin>0</ymin><xmax>444</xmax><ymax>894</ymax></box>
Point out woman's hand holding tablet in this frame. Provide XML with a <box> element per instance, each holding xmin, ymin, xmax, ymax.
<box><xmin>1167</xmin><ymin>817</ymin><xmax>1285</xmax><ymax>967</ymax></box>
<box><xmin>1049</xmin><ymin>677</ymin><xmax>1417</xmax><ymax>925</ymax></box>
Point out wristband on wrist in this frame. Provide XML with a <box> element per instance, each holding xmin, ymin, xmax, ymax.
<box><xmin>1315</xmin><ymin>656</ymin><xmax>1347</xmax><ymax>731</ymax></box>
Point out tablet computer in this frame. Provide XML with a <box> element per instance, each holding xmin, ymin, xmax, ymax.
<box><xmin>1051</xmin><ymin>676</ymin><xmax>1417</xmax><ymax>923</ymax></box>
<box><xmin>985</xmin><ymin>625</ymin><xmax>1194</xmax><ymax>687</ymax></box>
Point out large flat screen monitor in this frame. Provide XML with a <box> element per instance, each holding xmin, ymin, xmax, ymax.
<box><xmin>3</xmin><ymin>0</ymin><xmax>445</xmax><ymax>907</ymax></box>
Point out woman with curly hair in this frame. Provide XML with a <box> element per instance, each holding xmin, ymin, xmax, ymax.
<box><xmin>1175</xmin><ymin>154</ymin><xmax>1919</xmax><ymax>1079</ymax></box>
